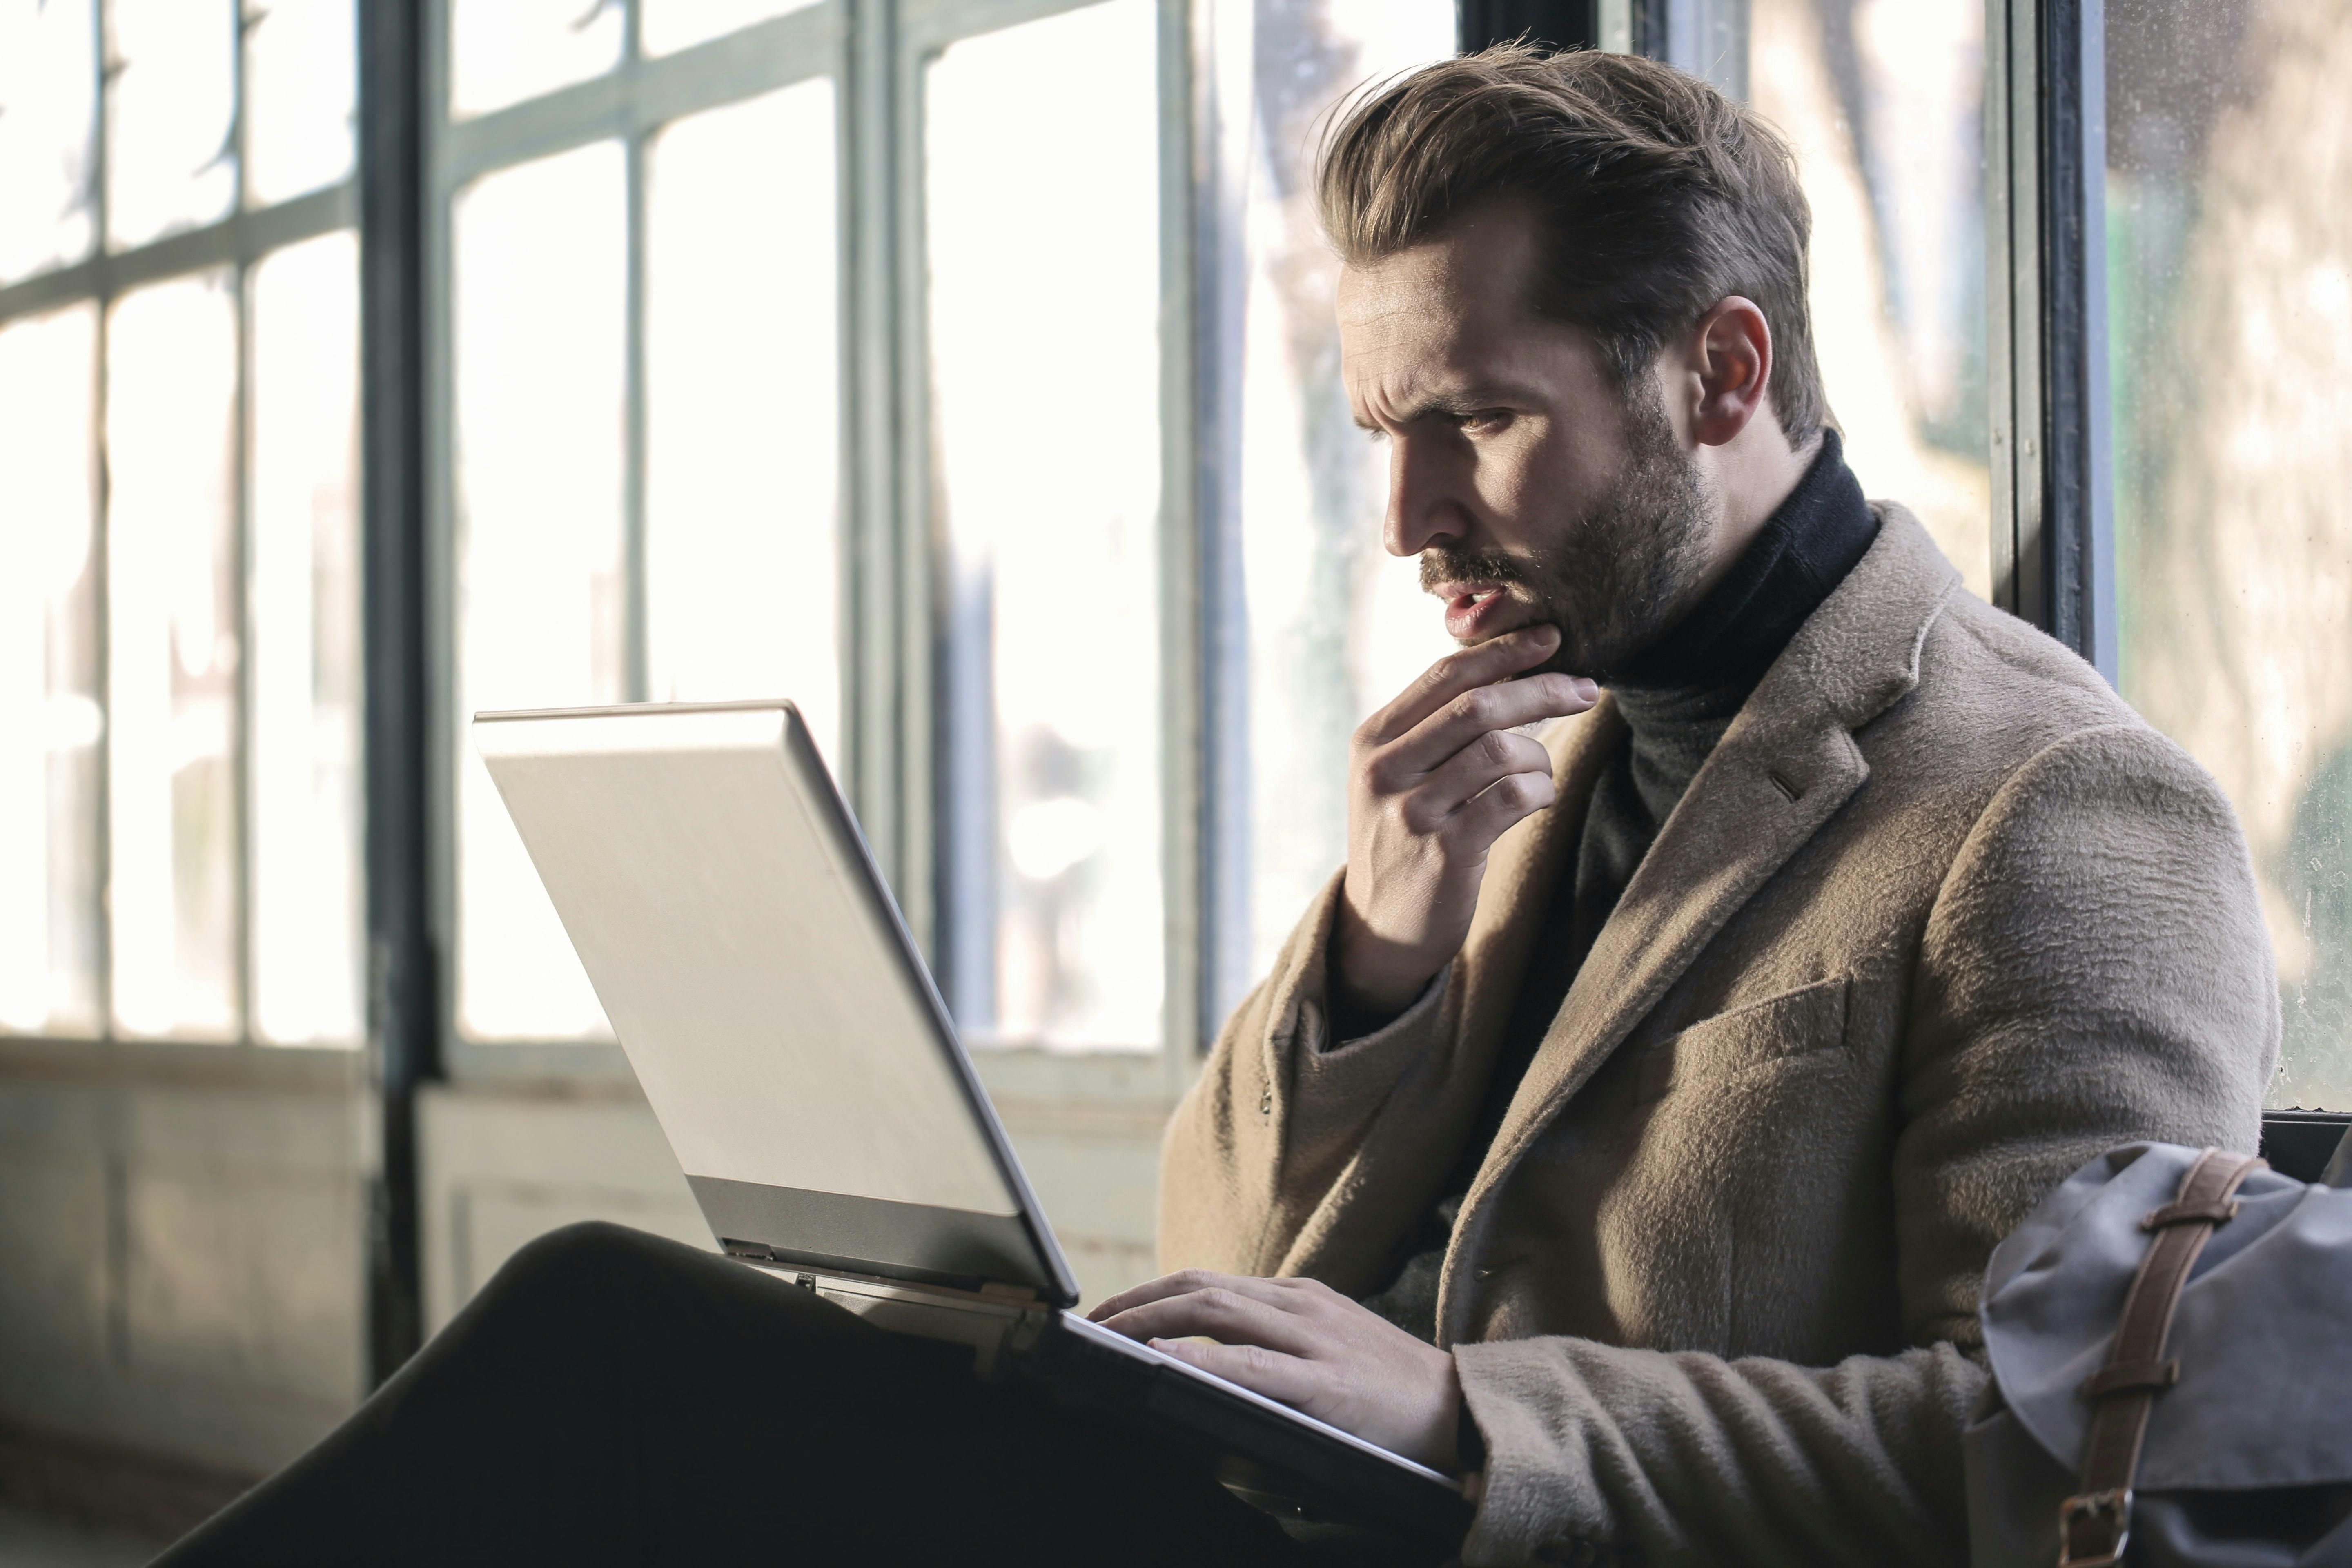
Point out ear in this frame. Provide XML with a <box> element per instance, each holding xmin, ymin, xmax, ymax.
<box><xmin>1688</xmin><ymin>296</ymin><xmax>1773</xmax><ymax>447</ymax></box>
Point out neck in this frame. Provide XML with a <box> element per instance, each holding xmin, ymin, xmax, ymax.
<box><xmin>1687</xmin><ymin>420</ymin><xmax>1823</xmax><ymax>603</ymax></box>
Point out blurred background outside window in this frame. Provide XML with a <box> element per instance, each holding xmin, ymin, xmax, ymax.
<box><xmin>2105</xmin><ymin>0</ymin><xmax>2352</xmax><ymax>1109</ymax></box>
<box><xmin>0</xmin><ymin>0</ymin><xmax>363</xmax><ymax>1049</ymax></box>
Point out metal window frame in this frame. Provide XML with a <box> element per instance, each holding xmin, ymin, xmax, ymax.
<box><xmin>1988</xmin><ymin>0</ymin><xmax>2115</xmax><ymax>677</ymax></box>
<box><xmin>0</xmin><ymin>1</ymin><xmax>365</xmax><ymax>1065</ymax></box>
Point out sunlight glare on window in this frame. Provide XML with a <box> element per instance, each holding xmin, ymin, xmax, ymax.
<box><xmin>248</xmin><ymin>232</ymin><xmax>363</xmax><ymax>1046</ymax></box>
<box><xmin>105</xmin><ymin>0</ymin><xmax>236</xmax><ymax>249</ymax></box>
<box><xmin>644</xmin><ymin>80</ymin><xmax>840</xmax><ymax>760</ymax></box>
<box><xmin>448</xmin><ymin>0</ymin><xmax>625</xmax><ymax>120</ymax></box>
<box><xmin>927</xmin><ymin>0</ymin><xmax>1163</xmax><ymax>1049</ymax></box>
<box><xmin>452</xmin><ymin>143</ymin><xmax>626</xmax><ymax>1042</ymax></box>
<box><xmin>245</xmin><ymin>0</ymin><xmax>357</xmax><ymax>207</ymax></box>
<box><xmin>0</xmin><ymin>0</ymin><xmax>98</xmax><ymax>284</ymax></box>
<box><xmin>106</xmin><ymin>273</ymin><xmax>241</xmax><ymax>1040</ymax></box>
<box><xmin>0</xmin><ymin>305</ymin><xmax>103</xmax><ymax>1037</ymax></box>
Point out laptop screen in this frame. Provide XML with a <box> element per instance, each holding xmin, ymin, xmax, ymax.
<box><xmin>475</xmin><ymin>701</ymin><xmax>1072</xmax><ymax>1302</ymax></box>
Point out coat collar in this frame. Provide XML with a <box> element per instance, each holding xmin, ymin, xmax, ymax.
<box><xmin>1434</xmin><ymin>505</ymin><xmax>1960</xmax><ymax>1345</ymax></box>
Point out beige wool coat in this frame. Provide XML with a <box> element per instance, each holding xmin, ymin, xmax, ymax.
<box><xmin>1159</xmin><ymin>507</ymin><xmax>2279</xmax><ymax>1567</ymax></box>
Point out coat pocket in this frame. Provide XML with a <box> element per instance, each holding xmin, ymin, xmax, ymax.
<box><xmin>1638</xmin><ymin>976</ymin><xmax>1853</xmax><ymax>1099</ymax></box>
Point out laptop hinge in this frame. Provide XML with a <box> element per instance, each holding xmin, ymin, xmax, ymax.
<box><xmin>721</xmin><ymin>1238</ymin><xmax>1043</xmax><ymax>1308</ymax></box>
<box><xmin>978</xmin><ymin>1281</ymin><xmax>1040</xmax><ymax>1305</ymax></box>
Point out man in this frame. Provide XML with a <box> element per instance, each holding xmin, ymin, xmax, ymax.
<box><xmin>1086</xmin><ymin>42</ymin><xmax>2276</xmax><ymax>1566</ymax></box>
<box><xmin>156</xmin><ymin>45</ymin><xmax>2273</xmax><ymax>1568</ymax></box>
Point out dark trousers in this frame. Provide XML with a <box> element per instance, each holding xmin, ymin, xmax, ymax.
<box><xmin>155</xmin><ymin>1222</ymin><xmax>1317</xmax><ymax>1567</ymax></box>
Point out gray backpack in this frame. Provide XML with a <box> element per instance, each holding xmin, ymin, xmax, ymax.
<box><xmin>1965</xmin><ymin>1141</ymin><xmax>2352</xmax><ymax>1567</ymax></box>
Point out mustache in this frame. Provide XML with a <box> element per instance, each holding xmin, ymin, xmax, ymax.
<box><xmin>1419</xmin><ymin>547</ymin><xmax>1535</xmax><ymax>593</ymax></box>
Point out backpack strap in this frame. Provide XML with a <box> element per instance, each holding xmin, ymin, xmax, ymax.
<box><xmin>2056</xmin><ymin>1147</ymin><xmax>2265</xmax><ymax>1568</ymax></box>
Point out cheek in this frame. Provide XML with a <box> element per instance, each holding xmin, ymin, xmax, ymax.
<box><xmin>1479</xmin><ymin>422</ymin><xmax>1588</xmax><ymax>533</ymax></box>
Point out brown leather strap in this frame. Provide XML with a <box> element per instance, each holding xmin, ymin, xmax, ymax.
<box><xmin>2057</xmin><ymin>1148</ymin><xmax>2265</xmax><ymax>1568</ymax></box>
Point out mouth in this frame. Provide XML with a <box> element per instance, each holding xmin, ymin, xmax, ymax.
<box><xmin>1433</xmin><ymin>580</ymin><xmax>1526</xmax><ymax>642</ymax></box>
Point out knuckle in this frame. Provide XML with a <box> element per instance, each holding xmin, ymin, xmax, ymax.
<box><xmin>1454</xmin><ymin>688</ymin><xmax>1496</xmax><ymax>726</ymax></box>
<box><xmin>1477</xmin><ymin>729</ymin><xmax>1515</xmax><ymax>765</ymax></box>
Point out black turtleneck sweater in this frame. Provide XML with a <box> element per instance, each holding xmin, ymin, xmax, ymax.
<box><xmin>1357</xmin><ymin>429</ymin><xmax>1880</xmax><ymax>1341</ymax></box>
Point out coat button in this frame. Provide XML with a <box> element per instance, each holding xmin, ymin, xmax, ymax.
<box><xmin>1258</xmin><ymin>1089</ymin><xmax>1272</xmax><ymax>1115</ymax></box>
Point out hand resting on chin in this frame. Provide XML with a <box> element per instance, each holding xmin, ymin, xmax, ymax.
<box><xmin>1087</xmin><ymin>1270</ymin><xmax>1465</xmax><ymax>1474</ymax></box>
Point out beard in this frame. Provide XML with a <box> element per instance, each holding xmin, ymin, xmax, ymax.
<box><xmin>1419</xmin><ymin>383</ymin><xmax>1717</xmax><ymax>681</ymax></box>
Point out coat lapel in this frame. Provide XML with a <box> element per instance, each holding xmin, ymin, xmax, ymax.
<box><xmin>1435</xmin><ymin>506</ymin><xmax>1962</xmax><ymax>1344</ymax></box>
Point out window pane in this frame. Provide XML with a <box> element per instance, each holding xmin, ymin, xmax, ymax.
<box><xmin>105</xmin><ymin>0</ymin><xmax>236</xmax><ymax>249</ymax></box>
<box><xmin>644</xmin><ymin>80</ymin><xmax>840</xmax><ymax>760</ymax></box>
<box><xmin>106</xmin><ymin>273</ymin><xmax>241</xmax><ymax>1040</ymax></box>
<box><xmin>1748</xmin><ymin>0</ymin><xmax>1992</xmax><ymax>599</ymax></box>
<box><xmin>927</xmin><ymin>0</ymin><xmax>1162</xmax><ymax>1049</ymax></box>
<box><xmin>1238</xmin><ymin>1</ymin><xmax>1458</xmax><ymax>991</ymax></box>
<box><xmin>248</xmin><ymin>232</ymin><xmax>362</xmax><ymax>1046</ymax></box>
<box><xmin>246</xmin><ymin>0</ymin><xmax>356</xmax><ymax>206</ymax></box>
<box><xmin>448</xmin><ymin>0</ymin><xmax>624</xmax><ymax>120</ymax></box>
<box><xmin>0</xmin><ymin>0</ymin><xmax>98</xmax><ymax>283</ymax></box>
<box><xmin>452</xmin><ymin>143</ymin><xmax>625</xmax><ymax>1041</ymax></box>
<box><xmin>642</xmin><ymin>0</ymin><xmax>819</xmax><ymax>57</ymax></box>
<box><xmin>2107</xmin><ymin>1</ymin><xmax>2352</xmax><ymax>1109</ymax></box>
<box><xmin>0</xmin><ymin>304</ymin><xmax>102</xmax><ymax>1036</ymax></box>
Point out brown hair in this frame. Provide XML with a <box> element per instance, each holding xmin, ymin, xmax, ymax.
<box><xmin>1317</xmin><ymin>43</ymin><xmax>1823</xmax><ymax>445</ymax></box>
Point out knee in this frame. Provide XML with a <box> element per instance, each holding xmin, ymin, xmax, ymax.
<box><xmin>488</xmin><ymin>1219</ymin><xmax>675</xmax><ymax>1304</ymax></box>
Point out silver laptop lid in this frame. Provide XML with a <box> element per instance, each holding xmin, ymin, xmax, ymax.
<box><xmin>473</xmin><ymin>699</ymin><xmax>1078</xmax><ymax>1307</ymax></box>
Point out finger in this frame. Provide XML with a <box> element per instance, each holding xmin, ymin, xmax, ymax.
<box><xmin>1360</xmin><ymin>626</ymin><xmax>1562</xmax><ymax>746</ymax></box>
<box><xmin>1087</xmin><ymin>1267</ymin><xmax>1262</xmax><ymax>1323</ymax></box>
<box><xmin>1441</xmin><ymin>769</ymin><xmax>1558</xmax><ymax>852</ymax></box>
<box><xmin>1146</xmin><ymin>1336</ymin><xmax>1325</xmax><ymax>1409</ymax></box>
<box><xmin>1395</xmin><ymin>727</ymin><xmax>1554</xmax><ymax>831</ymax></box>
<box><xmin>1096</xmin><ymin>1288</ymin><xmax>1325</xmax><ymax>1358</ymax></box>
<box><xmin>1381</xmin><ymin>670</ymin><xmax>1597</xmax><ymax>780</ymax></box>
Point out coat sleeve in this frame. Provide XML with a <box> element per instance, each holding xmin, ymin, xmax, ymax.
<box><xmin>1451</xmin><ymin>724</ymin><xmax>2279</xmax><ymax>1568</ymax></box>
<box><xmin>1157</xmin><ymin>869</ymin><xmax>1454</xmax><ymax>1276</ymax></box>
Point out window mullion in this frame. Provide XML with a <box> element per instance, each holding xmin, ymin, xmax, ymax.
<box><xmin>623</xmin><ymin>125</ymin><xmax>651</xmax><ymax>703</ymax></box>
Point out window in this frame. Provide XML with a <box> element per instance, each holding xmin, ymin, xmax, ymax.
<box><xmin>0</xmin><ymin>0</ymin><xmax>363</xmax><ymax>1048</ymax></box>
<box><xmin>926</xmin><ymin>0</ymin><xmax>1167</xmax><ymax>1050</ymax></box>
<box><xmin>2105</xmin><ymin>0</ymin><xmax>2352</xmax><ymax>1109</ymax></box>
<box><xmin>436</xmin><ymin>3</ymin><xmax>842</xmax><ymax>1048</ymax></box>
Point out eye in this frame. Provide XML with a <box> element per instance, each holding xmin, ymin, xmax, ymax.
<box><xmin>1456</xmin><ymin>409</ymin><xmax>1513</xmax><ymax>435</ymax></box>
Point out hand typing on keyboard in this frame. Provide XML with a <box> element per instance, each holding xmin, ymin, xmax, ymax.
<box><xmin>1088</xmin><ymin>1270</ymin><xmax>1464</xmax><ymax>1473</ymax></box>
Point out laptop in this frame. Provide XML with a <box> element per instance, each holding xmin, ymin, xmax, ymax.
<box><xmin>472</xmin><ymin>698</ymin><xmax>1468</xmax><ymax>1551</ymax></box>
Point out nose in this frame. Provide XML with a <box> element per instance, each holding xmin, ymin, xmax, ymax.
<box><xmin>1381</xmin><ymin>435</ymin><xmax>1466</xmax><ymax>559</ymax></box>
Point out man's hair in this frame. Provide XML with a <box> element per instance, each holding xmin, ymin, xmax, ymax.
<box><xmin>1317</xmin><ymin>43</ymin><xmax>1824</xmax><ymax>445</ymax></box>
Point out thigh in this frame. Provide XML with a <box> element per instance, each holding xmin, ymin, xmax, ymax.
<box><xmin>158</xmin><ymin>1222</ymin><xmax>1308</xmax><ymax>1568</ymax></box>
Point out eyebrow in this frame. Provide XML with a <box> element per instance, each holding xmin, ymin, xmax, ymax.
<box><xmin>1351</xmin><ymin>384</ymin><xmax>1537</xmax><ymax>432</ymax></box>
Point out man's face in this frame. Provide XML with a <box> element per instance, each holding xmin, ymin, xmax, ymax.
<box><xmin>1337</xmin><ymin>200</ymin><xmax>1719</xmax><ymax>679</ymax></box>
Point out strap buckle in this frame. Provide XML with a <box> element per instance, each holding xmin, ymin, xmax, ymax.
<box><xmin>2058</xmin><ymin>1488</ymin><xmax>2132</xmax><ymax>1568</ymax></box>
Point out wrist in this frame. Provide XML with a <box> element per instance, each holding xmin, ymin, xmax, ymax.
<box><xmin>1328</xmin><ymin>894</ymin><xmax>1437</xmax><ymax>1033</ymax></box>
